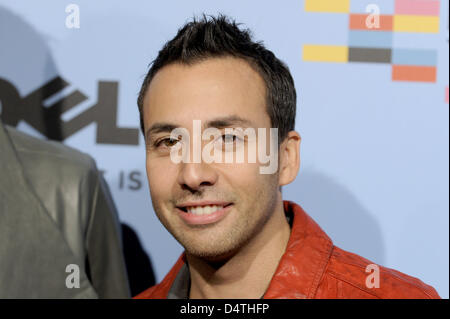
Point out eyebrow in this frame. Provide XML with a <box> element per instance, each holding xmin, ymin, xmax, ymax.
<box><xmin>205</xmin><ymin>115</ymin><xmax>253</xmax><ymax>129</ymax></box>
<box><xmin>145</xmin><ymin>115</ymin><xmax>254</xmax><ymax>142</ymax></box>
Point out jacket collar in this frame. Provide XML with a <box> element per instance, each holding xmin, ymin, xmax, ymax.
<box><xmin>148</xmin><ymin>200</ymin><xmax>333</xmax><ymax>299</ymax></box>
<box><xmin>263</xmin><ymin>201</ymin><xmax>333</xmax><ymax>298</ymax></box>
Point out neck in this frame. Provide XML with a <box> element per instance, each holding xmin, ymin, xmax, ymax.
<box><xmin>187</xmin><ymin>199</ymin><xmax>291</xmax><ymax>299</ymax></box>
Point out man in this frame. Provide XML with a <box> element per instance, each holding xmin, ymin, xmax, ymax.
<box><xmin>0</xmin><ymin>121</ymin><xmax>130</xmax><ymax>298</ymax></box>
<box><xmin>134</xmin><ymin>15</ymin><xmax>440</xmax><ymax>299</ymax></box>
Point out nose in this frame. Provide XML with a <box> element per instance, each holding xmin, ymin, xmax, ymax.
<box><xmin>177</xmin><ymin>161</ymin><xmax>218</xmax><ymax>191</ymax></box>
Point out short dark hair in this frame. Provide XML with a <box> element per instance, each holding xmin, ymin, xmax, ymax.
<box><xmin>137</xmin><ymin>14</ymin><xmax>297</xmax><ymax>142</ymax></box>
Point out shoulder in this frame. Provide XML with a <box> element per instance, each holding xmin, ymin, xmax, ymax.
<box><xmin>5</xmin><ymin>125</ymin><xmax>101</xmax><ymax>199</ymax></box>
<box><xmin>4</xmin><ymin>126</ymin><xmax>104</xmax><ymax>246</ymax></box>
<box><xmin>317</xmin><ymin>245</ymin><xmax>440</xmax><ymax>299</ymax></box>
<box><xmin>5</xmin><ymin>125</ymin><xmax>96</xmax><ymax>171</ymax></box>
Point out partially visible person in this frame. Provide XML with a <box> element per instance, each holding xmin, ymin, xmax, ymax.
<box><xmin>0</xmin><ymin>120</ymin><xmax>130</xmax><ymax>298</ymax></box>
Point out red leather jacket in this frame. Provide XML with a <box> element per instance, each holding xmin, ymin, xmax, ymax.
<box><xmin>135</xmin><ymin>201</ymin><xmax>440</xmax><ymax>299</ymax></box>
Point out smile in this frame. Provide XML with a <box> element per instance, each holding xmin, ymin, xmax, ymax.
<box><xmin>176</xmin><ymin>202</ymin><xmax>233</xmax><ymax>225</ymax></box>
<box><xmin>185</xmin><ymin>205</ymin><xmax>225</xmax><ymax>215</ymax></box>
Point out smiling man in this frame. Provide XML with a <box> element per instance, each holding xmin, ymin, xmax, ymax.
<box><xmin>134</xmin><ymin>15</ymin><xmax>439</xmax><ymax>299</ymax></box>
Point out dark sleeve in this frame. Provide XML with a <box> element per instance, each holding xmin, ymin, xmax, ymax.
<box><xmin>85</xmin><ymin>170</ymin><xmax>131</xmax><ymax>298</ymax></box>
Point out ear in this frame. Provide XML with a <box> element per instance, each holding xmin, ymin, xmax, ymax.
<box><xmin>278</xmin><ymin>131</ymin><xmax>301</xmax><ymax>186</ymax></box>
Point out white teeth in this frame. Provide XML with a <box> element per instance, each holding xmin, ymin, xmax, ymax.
<box><xmin>186</xmin><ymin>205</ymin><xmax>224</xmax><ymax>215</ymax></box>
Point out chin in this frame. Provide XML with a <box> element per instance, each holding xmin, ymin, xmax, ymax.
<box><xmin>185</xmin><ymin>242</ymin><xmax>240</xmax><ymax>263</ymax></box>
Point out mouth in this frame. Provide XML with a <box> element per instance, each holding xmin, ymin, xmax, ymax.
<box><xmin>177</xmin><ymin>202</ymin><xmax>233</xmax><ymax>215</ymax></box>
<box><xmin>176</xmin><ymin>201</ymin><xmax>233</xmax><ymax>225</ymax></box>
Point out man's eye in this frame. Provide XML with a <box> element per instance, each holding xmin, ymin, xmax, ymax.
<box><xmin>222</xmin><ymin>134</ymin><xmax>237</xmax><ymax>144</ymax></box>
<box><xmin>156</xmin><ymin>138</ymin><xmax>179</xmax><ymax>148</ymax></box>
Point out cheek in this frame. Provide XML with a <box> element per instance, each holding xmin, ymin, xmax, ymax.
<box><xmin>146</xmin><ymin>158</ymin><xmax>177</xmax><ymax>200</ymax></box>
<box><xmin>233</xmin><ymin>161</ymin><xmax>279</xmax><ymax>199</ymax></box>
<box><xmin>218</xmin><ymin>161</ymin><xmax>271</xmax><ymax>190</ymax></box>
<box><xmin>219</xmin><ymin>162</ymin><xmax>278</xmax><ymax>221</ymax></box>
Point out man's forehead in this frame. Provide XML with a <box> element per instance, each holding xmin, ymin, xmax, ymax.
<box><xmin>143</xmin><ymin>57</ymin><xmax>269</xmax><ymax>132</ymax></box>
<box><xmin>144</xmin><ymin>58</ymin><xmax>266</xmax><ymax>107</ymax></box>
